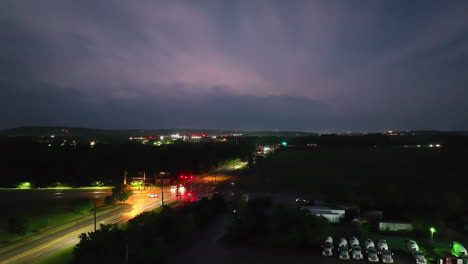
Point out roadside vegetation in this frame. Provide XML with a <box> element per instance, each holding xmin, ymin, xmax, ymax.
<box><xmin>0</xmin><ymin>198</ymin><xmax>101</xmax><ymax>247</ymax></box>
<box><xmin>245</xmin><ymin>147</ymin><xmax>467</xmax><ymax>226</ymax></box>
<box><xmin>224</xmin><ymin>195</ymin><xmax>331</xmax><ymax>248</ymax></box>
<box><xmin>0</xmin><ymin>139</ymin><xmax>253</xmax><ymax>188</ymax></box>
<box><xmin>73</xmin><ymin>195</ymin><xmax>226</xmax><ymax>263</ymax></box>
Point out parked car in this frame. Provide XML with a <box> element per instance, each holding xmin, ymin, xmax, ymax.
<box><xmin>148</xmin><ymin>193</ymin><xmax>159</xmax><ymax>198</ymax></box>
<box><xmin>338</xmin><ymin>238</ymin><xmax>350</xmax><ymax>260</ymax></box>
<box><xmin>322</xmin><ymin>236</ymin><xmax>334</xmax><ymax>256</ymax></box>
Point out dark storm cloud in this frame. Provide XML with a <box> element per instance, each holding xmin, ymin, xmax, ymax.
<box><xmin>1</xmin><ymin>0</ymin><xmax>468</xmax><ymax>131</ymax></box>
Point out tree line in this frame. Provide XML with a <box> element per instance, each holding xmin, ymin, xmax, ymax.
<box><xmin>74</xmin><ymin>194</ymin><xmax>226</xmax><ymax>263</ymax></box>
<box><xmin>0</xmin><ymin>139</ymin><xmax>254</xmax><ymax>187</ymax></box>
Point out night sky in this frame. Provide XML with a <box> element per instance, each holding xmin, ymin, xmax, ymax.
<box><xmin>1</xmin><ymin>1</ymin><xmax>468</xmax><ymax>132</ymax></box>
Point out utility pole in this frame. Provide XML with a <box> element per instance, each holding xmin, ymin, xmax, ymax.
<box><xmin>93</xmin><ymin>200</ymin><xmax>97</xmax><ymax>232</ymax></box>
<box><xmin>160</xmin><ymin>172</ymin><xmax>165</xmax><ymax>206</ymax></box>
<box><xmin>123</xmin><ymin>170</ymin><xmax>127</xmax><ymax>185</ymax></box>
<box><xmin>124</xmin><ymin>243</ymin><xmax>128</xmax><ymax>264</ymax></box>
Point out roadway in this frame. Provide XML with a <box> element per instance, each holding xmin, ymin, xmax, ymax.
<box><xmin>0</xmin><ymin>161</ymin><xmax>246</xmax><ymax>264</ymax></box>
<box><xmin>0</xmin><ymin>188</ymin><xmax>175</xmax><ymax>264</ymax></box>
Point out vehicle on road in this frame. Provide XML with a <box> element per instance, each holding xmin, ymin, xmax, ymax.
<box><xmin>322</xmin><ymin>236</ymin><xmax>334</xmax><ymax>256</ymax></box>
<box><xmin>451</xmin><ymin>241</ymin><xmax>467</xmax><ymax>257</ymax></box>
<box><xmin>338</xmin><ymin>238</ymin><xmax>350</xmax><ymax>260</ymax></box>
<box><xmin>365</xmin><ymin>239</ymin><xmax>379</xmax><ymax>262</ymax></box>
<box><xmin>148</xmin><ymin>193</ymin><xmax>159</xmax><ymax>198</ymax></box>
<box><xmin>350</xmin><ymin>237</ymin><xmax>363</xmax><ymax>260</ymax></box>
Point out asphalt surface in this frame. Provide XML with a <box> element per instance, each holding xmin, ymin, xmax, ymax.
<box><xmin>0</xmin><ymin>161</ymin><xmax>246</xmax><ymax>264</ymax></box>
<box><xmin>0</xmin><ymin>188</ymin><xmax>175</xmax><ymax>264</ymax></box>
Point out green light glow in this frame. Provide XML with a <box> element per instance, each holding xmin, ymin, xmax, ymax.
<box><xmin>17</xmin><ymin>182</ymin><xmax>32</xmax><ymax>189</ymax></box>
<box><xmin>282</xmin><ymin>141</ymin><xmax>287</xmax><ymax>146</ymax></box>
<box><xmin>430</xmin><ymin>227</ymin><xmax>436</xmax><ymax>233</ymax></box>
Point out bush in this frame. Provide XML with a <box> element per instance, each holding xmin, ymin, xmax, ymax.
<box><xmin>74</xmin><ymin>195</ymin><xmax>225</xmax><ymax>263</ymax></box>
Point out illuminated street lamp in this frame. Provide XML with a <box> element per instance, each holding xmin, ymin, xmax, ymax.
<box><xmin>429</xmin><ymin>227</ymin><xmax>436</xmax><ymax>240</ymax></box>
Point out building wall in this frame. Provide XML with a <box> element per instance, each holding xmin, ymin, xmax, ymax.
<box><xmin>379</xmin><ymin>222</ymin><xmax>414</xmax><ymax>231</ymax></box>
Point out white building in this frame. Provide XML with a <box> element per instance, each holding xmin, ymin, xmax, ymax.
<box><xmin>379</xmin><ymin>221</ymin><xmax>414</xmax><ymax>232</ymax></box>
<box><xmin>301</xmin><ymin>206</ymin><xmax>346</xmax><ymax>223</ymax></box>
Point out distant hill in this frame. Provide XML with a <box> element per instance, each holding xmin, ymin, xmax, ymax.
<box><xmin>0</xmin><ymin>126</ymin><xmax>317</xmax><ymax>137</ymax></box>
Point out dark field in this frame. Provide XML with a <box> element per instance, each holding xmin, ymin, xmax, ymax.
<box><xmin>244</xmin><ymin>147</ymin><xmax>468</xmax><ymax>220</ymax></box>
<box><xmin>0</xmin><ymin>190</ymin><xmax>111</xmax><ymax>247</ymax></box>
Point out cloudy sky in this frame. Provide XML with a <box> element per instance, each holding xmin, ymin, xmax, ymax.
<box><xmin>1</xmin><ymin>0</ymin><xmax>468</xmax><ymax>132</ymax></box>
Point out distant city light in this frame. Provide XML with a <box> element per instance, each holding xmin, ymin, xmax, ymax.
<box><xmin>282</xmin><ymin>141</ymin><xmax>287</xmax><ymax>146</ymax></box>
<box><xmin>90</xmin><ymin>141</ymin><xmax>96</xmax><ymax>147</ymax></box>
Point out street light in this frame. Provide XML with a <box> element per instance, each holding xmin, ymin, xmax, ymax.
<box><xmin>429</xmin><ymin>227</ymin><xmax>436</xmax><ymax>240</ymax></box>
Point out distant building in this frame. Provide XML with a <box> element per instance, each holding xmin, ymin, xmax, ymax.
<box><xmin>379</xmin><ymin>221</ymin><xmax>413</xmax><ymax>232</ymax></box>
<box><xmin>301</xmin><ymin>206</ymin><xmax>346</xmax><ymax>223</ymax></box>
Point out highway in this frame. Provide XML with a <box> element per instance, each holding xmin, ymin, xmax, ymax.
<box><xmin>0</xmin><ymin>161</ymin><xmax>246</xmax><ymax>264</ymax></box>
<box><xmin>0</xmin><ymin>188</ymin><xmax>175</xmax><ymax>264</ymax></box>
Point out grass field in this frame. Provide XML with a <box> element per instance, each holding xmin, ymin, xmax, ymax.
<box><xmin>245</xmin><ymin>148</ymin><xmax>467</xmax><ymax>217</ymax></box>
<box><xmin>0</xmin><ymin>191</ymin><xmax>114</xmax><ymax>248</ymax></box>
<box><xmin>0</xmin><ymin>186</ymin><xmax>114</xmax><ymax>191</ymax></box>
